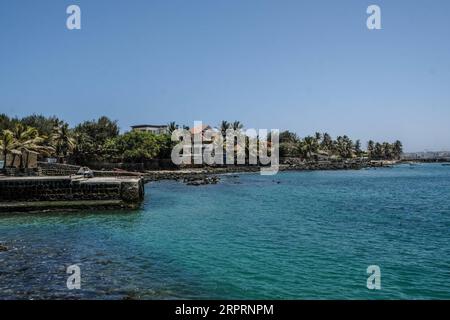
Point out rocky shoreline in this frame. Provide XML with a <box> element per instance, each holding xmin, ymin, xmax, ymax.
<box><xmin>0</xmin><ymin>160</ymin><xmax>401</xmax><ymax>213</ymax></box>
<box><xmin>140</xmin><ymin>159</ymin><xmax>399</xmax><ymax>185</ymax></box>
<box><xmin>2</xmin><ymin>159</ymin><xmax>400</xmax><ymax>187</ymax></box>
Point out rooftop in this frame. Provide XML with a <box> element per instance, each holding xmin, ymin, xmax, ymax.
<box><xmin>131</xmin><ymin>124</ymin><xmax>168</xmax><ymax>129</ymax></box>
<box><xmin>190</xmin><ymin>124</ymin><xmax>212</xmax><ymax>135</ymax></box>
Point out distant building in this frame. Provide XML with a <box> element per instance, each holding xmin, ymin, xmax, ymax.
<box><xmin>189</xmin><ymin>124</ymin><xmax>214</xmax><ymax>165</ymax></box>
<box><xmin>402</xmin><ymin>151</ymin><xmax>450</xmax><ymax>161</ymax></box>
<box><xmin>131</xmin><ymin>124</ymin><xmax>168</xmax><ymax>135</ymax></box>
<box><xmin>190</xmin><ymin>124</ymin><xmax>213</xmax><ymax>142</ymax></box>
<box><xmin>0</xmin><ymin>151</ymin><xmax>38</xmax><ymax>169</ymax></box>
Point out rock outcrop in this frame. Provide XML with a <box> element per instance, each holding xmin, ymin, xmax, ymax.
<box><xmin>183</xmin><ymin>175</ymin><xmax>220</xmax><ymax>186</ymax></box>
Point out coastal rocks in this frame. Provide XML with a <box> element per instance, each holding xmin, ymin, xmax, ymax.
<box><xmin>369</xmin><ymin>160</ymin><xmax>397</xmax><ymax>168</ymax></box>
<box><xmin>138</xmin><ymin>160</ymin><xmax>376</xmax><ymax>185</ymax></box>
<box><xmin>280</xmin><ymin>158</ymin><xmax>370</xmax><ymax>171</ymax></box>
<box><xmin>183</xmin><ymin>175</ymin><xmax>220</xmax><ymax>186</ymax></box>
<box><xmin>142</xmin><ymin>166</ymin><xmax>260</xmax><ymax>182</ymax></box>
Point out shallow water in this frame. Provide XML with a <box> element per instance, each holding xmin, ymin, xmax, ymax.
<box><xmin>1</xmin><ymin>164</ymin><xmax>449</xmax><ymax>299</ymax></box>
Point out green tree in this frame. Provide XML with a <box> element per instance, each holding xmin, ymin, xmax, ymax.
<box><xmin>107</xmin><ymin>131</ymin><xmax>161</xmax><ymax>162</ymax></box>
<box><xmin>219</xmin><ymin>121</ymin><xmax>231</xmax><ymax>137</ymax></box>
<box><xmin>21</xmin><ymin>114</ymin><xmax>61</xmax><ymax>138</ymax></box>
<box><xmin>73</xmin><ymin>116</ymin><xmax>119</xmax><ymax>163</ymax></box>
<box><xmin>321</xmin><ymin>133</ymin><xmax>333</xmax><ymax>154</ymax></box>
<box><xmin>52</xmin><ymin>123</ymin><xmax>76</xmax><ymax>162</ymax></box>
<box><xmin>374</xmin><ymin>143</ymin><xmax>383</xmax><ymax>160</ymax></box>
<box><xmin>314</xmin><ymin>132</ymin><xmax>322</xmax><ymax>143</ymax></box>
<box><xmin>279</xmin><ymin>131</ymin><xmax>300</xmax><ymax>157</ymax></box>
<box><xmin>11</xmin><ymin>124</ymin><xmax>37</xmax><ymax>168</ymax></box>
<box><xmin>74</xmin><ymin>116</ymin><xmax>119</xmax><ymax>143</ymax></box>
<box><xmin>156</xmin><ymin>133</ymin><xmax>175</xmax><ymax>159</ymax></box>
<box><xmin>232</xmin><ymin>121</ymin><xmax>244</xmax><ymax>131</ymax></box>
<box><xmin>0</xmin><ymin>130</ymin><xmax>19</xmax><ymax>169</ymax></box>
<box><xmin>280</xmin><ymin>142</ymin><xmax>301</xmax><ymax>157</ymax></box>
<box><xmin>167</xmin><ymin>122</ymin><xmax>178</xmax><ymax>135</ymax></box>
<box><xmin>279</xmin><ymin>131</ymin><xmax>299</xmax><ymax>144</ymax></box>
<box><xmin>367</xmin><ymin>140</ymin><xmax>375</xmax><ymax>159</ymax></box>
<box><xmin>298</xmin><ymin>136</ymin><xmax>319</xmax><ymax>160</ymax></box>
<box><xmin>392</xmin><ymin>140</ymin><xmax>403</xmax><ymax>159</ymax></box>
<box><xmin>219</xmin><ymin>121</ymin><xmax>231</xmax><ymax>159</ymax></box>
<box><xmin>0</xmin><ymin>114</ymin><xmax>15</xmax><ymax>131</ymax></box>
<box><xmin>11</xmin><ymin>124</ymin><xmax>53</xmax><ymax>168</ymax></box>
<box><xmin>335</xmin><ymin>135</ymin><xmax>354</xmax><ymax>158</ymax></box>
<box><xmin>354</xmin><ymin>139</ymin><xmax>362</xmax><ymax>157</ymax></box>
<box><xmin>382</xmin><ymin>142</ymin><xmax>393</xmax><ymax>160</ymax></box>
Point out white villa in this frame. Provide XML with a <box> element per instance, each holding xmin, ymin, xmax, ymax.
<box><xmin>131</xmin><ymin>124</ymin><xmax>169</xmax><ymax>135</ymax></box>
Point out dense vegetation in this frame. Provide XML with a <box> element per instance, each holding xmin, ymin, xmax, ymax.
<box><xmin>0</xmin><ymin>114</ymin><xmax>403</xmax><ymax>169</ymax></box>
<box><xmin>277</xmin><ymin>130</ymin><xmax>403</xmax><ymax>161</ymax></box>
<box><xmin>0</xmin><ymin>114</ymin><xmax>177</xmax><ymax>169</ymax></box>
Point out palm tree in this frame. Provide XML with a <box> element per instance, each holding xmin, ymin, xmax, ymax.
<box><xmin>11</xmin><ymin>124</ymin><xmax>39</xmax><ymax>168</ymax></box>
<box><xmin>230</xmin><ymin>122</ymin><xmax>244</xmax><ymax>163</ymax></box>
<box><xmin>344</xmin><ymin>135</ymin><xmax>355</xmax><ymax>158</ymax></box>
<box><xmin>298</xmin><ymin>136</ymin><xmax>318</xmax><ymax>160</ymax></box>
<box><xmin>367</xmin><ymin>140</ymin><xmax>375</xmax><ymax>159</ymax></box>
<box><xmin>167</xmin><ymin>122</ymin><xmax>178</xmax><ymax>134</ymax></box>
<box><xmin>354</xmin><ymin>139</ymin><xmax>362</xmax><ymax>157</ymax></box>
<box><xmin>279</xmin><ymin>131</ymin><xmax>299</xmax><ymax>144</ymax></box>
<box><xmin>335</xmin><ymin>136</ymin><xmax>344</xmax><ymax>158</ymax></box>
<box><xmin>382</xmin><ymin>142</ymin><xmax>393</xmax><ymax>160</ymax></box>
<box><xmin>52</xmin><ymin>123</ymin><xmax>76</xmax><ymax>163</ymax></box>
<box><xmin>219</xmin><ymin>121</ymin><xmax>231</xmax><ymax>137</ymax></box>
<box><xmin>0</xmin><ymin>130</ymin><xmax>19</xmax><ymax>169</ymax></box>
<box><xmin>314</xmin><ymin>132</ymin><xmax>322</xmax><ymax>143</ymax></box>
<box><xmin>332</xmin><ymin>136</ymin><xmax>353</xmax><ymax>158</ymax></box>
<box><xmin>8</xmin><ymin>124</ymin><xmax>54</xmax><ymax>168</ymax></box>
<box><xmin>321</xmin><ymin>133</ymin><xmax>333</xmax><ymax>155</ymax></box>
<box><xmin>219</xmin><ymin>121</ymin><xmax>231</xmax><ymax>160</ymax></box>
<box><xmin>21</xmin><ymin>135</ymin><xmax>54</xmax><ymax>168</ymax></box>
<box><xmin>374</xmin><ymin>142</ymin><xmax>383</xmax><ymax>160</ymax></box>
<box><xmin>393</xmin><ymin>140</ymin><xmax>403</xmax><ymax>160</ymax></box>
<box><xmin>232</xmin><ymin>121</ymin><xmax>244</xmax><ymax>131</ymax></box>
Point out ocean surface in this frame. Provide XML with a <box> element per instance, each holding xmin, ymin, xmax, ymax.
<box><xmin>0</xmin><ymin>164</ymin><xmax>449</xmax><ymax>299</ymax></box>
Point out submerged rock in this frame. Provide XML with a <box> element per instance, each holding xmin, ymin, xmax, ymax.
<box><xmin>184</xmin><ymin>175</ymin><xmax>220</xmax><ymax>186</ymax></box>
<box><xmin>0</xmin><ymin>244</ymin><xmax>8</xmax><ymax>252</ymax></box>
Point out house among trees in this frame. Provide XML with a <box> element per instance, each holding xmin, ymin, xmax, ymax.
<box><xmin>1</xmin><ymin>113</ymin><xmax>404</xmax><ymax>173</ymax></box>
<box><xmin>189</xmin><ymin>124</ymin><xmax>214</xmax><ymax>164</ymax></box>
<box><xmin>1</xmin><ymin>151</ymin><xmax>38</xmax><ymax>169</ymax></box>
<box><xmin>131</xmin><ymin>124</ymin><xmax>168</xmax><ymax>135</ymax></box>
<box><xmin>190</xmin><ymin>124</ymin><xmax>213</xmax><ymax>141</ymax></box>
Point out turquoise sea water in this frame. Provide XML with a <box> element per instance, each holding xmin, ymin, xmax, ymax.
<box><xmin>1</xmin><ymin>164</ymin><xmax>449</xmax><ymax>299</ymax></box>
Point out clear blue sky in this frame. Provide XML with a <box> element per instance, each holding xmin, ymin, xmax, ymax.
<box><xmin>1</xmin><ymin>0</ymin><xmax>449</xmax><ymax>152</ymax></box>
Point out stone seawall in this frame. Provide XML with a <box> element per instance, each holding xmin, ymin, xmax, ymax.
<box><xmin>37</xmin><ymin>162</ymin><xmax>81</xmax><ymax>176</ymax></box>
<box><xmin>0</xmin><ymin>176</ymin><xmax>145</xmax><ymax>213</ymax></box>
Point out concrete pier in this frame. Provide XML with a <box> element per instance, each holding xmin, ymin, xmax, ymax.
<box><xmin>0</xmin><ymin>176</ymin><xmax>145</xmax><ymax>213</ymax></box>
